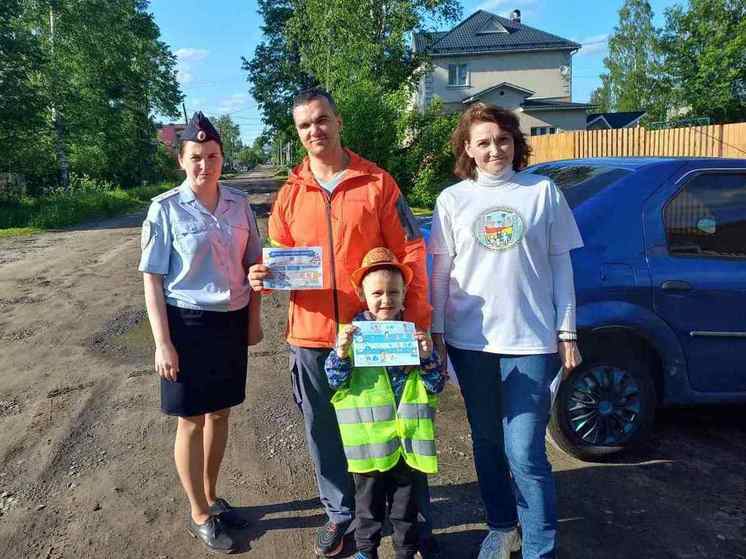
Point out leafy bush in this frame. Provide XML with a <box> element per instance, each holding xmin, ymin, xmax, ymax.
<box><xmin>337</xmin><ymin>80</ymin><xmax>403</xmax><ymax>171</ymax></box>
<box><xmin>390</xmin><ymin>100</ymin><xmax>460</xmax><ymax>208</ymax></box>
<box><xmin>0</xmin><ymin>182</ymin><xmax>170</xmax><ymax>230</ymax></box>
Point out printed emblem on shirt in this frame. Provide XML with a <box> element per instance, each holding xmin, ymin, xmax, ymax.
<box><xmin>473</xmin><ymin>207</ymin><xmax>525</xmax><ymax>251</ymax></box>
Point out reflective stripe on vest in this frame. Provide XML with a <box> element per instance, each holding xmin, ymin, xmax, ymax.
<box><xmin>343</xmin><ymin>439</ymin><xmax>401</xmax><ymax>461</ymax></box>
<box><xmin>397</xmin><ymin>403</ymin><xmax>435</xmax><ymax>422</ymax></box>
<box><xmin>335</xmin><ymin>404</ymin><xmax>396</xmax><ymax>425</ymax></box>
<box><xmin>402</xmin><ymin>438</ymin><xmax>436</xmax><ymax>457</ymax></box>
<box><xmin>331</xmin><ymin>329</ymin><xmax>438</xmax><ymax>474</ymax></box>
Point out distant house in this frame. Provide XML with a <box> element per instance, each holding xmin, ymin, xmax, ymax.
<box><xmin>413</xmin><ymin>9</ymin><xmax>592</xmax><ymax>136</ymax></box>
<box><xmin>586</xmin><ymin>111</ymin><xmax>646</xmax><ymax>130</ymax></box>
<box><xmin>157</xmin><ymin>123</ymin><xmax>186</xmax><ymax>154</ymax></box>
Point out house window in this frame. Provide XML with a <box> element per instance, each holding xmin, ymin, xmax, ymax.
<box><xmin>530</xmin><ymin>126</ymin><xmax>558</xmax><ymax>136</ymax></box>
<box><xmin>448</xmin><ymin>63</ymin><xmax>468</xmax><ymax>86</ymax></box>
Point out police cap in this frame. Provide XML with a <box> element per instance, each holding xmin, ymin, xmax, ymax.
<box><xmin>181</xmin><ymin>111</ymin><xmax>222</xmax><ymax>145</ymax></box>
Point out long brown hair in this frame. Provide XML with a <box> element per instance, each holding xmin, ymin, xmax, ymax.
<box><xmin>451</xmin><ymin>103</ymin><xmax>531</xmax><ymax>180</ymax></box>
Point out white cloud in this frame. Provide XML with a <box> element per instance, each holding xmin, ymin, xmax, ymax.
<box><xmin>177</xmin><ymin>68</ymin><xmax>193</xmax><ymax>85</ymax></box>
<box><xmin>476</xmin><ymin>0</ymin><xmax>536</xmax><ymax>16</ymax></box>
<box><xmin>175</xmin><ymin>48</ymin><xmax>209</xmax><ymax>62</ymax></box>
<box><xmin>175</xmin><ymin>48</ymin><xmax>209</xmax><ymax>86</ymax></box>
<box><xmin>475</xmin><ymin>0</ymin><xmax>511</xmax><ymax>11</ymax></box>
<box><xmin>216</xmin><ymin>93</ymin><xmax>251</xmax><ymax>115</ymax></box>
<box><xmin>576</xmin><ymin>34</ymin><xmax>609</xmax><ymax>57</ymax></box>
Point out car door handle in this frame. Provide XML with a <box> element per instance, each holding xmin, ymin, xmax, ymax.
<box><xmin>661</xmin><ymin>280</ymin><xmax>692</xmax><ymax>292</ymax></box>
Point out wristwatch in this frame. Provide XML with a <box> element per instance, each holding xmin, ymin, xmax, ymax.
<box><xmin>558</xmin><ymin>331</ymin><xmax>578</xmax><ymax>342</ymax></box>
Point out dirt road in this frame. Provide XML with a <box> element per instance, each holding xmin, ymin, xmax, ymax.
<box><xmin>0</xmin><ymin>167</ymin><xmax>744</xmax><ymax>558</ymax></box>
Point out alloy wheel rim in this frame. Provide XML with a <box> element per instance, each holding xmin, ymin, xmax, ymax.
<box><xmin>566</xmin><ymin>364</ymin><xmax>642</xmax><ymax>446</ymax></box>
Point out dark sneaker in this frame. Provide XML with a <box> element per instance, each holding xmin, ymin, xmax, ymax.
<box><xmin>417</xmin><ymin>535</ymin><xmax>442</xmax><ymax>559</ymax></box>
<box><xmin>187</xmin><ymin>515</ymin><xmax>237</xmax><ymax>554</ymax></box>
<box><xmin>314</xmin><ymin>519</ymin><xmax>349</xmax><ymax>557</ymax></box>
<box><xmin>209</xmin><ymin>497</ymin><xmax>251</xmax><ymax>528</ymax></box>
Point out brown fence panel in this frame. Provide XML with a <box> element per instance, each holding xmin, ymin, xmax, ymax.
<box><xmin>721</xmin><ymin>122</ymin><xmax>746</xmax><ymax>158</ymax></box>
<box><xmin>528</xmin><ymin>123</ymin><xmax>746</xmax><ymax>164</ymax></box>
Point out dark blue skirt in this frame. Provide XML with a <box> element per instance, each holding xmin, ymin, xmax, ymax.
<box><xmin>161</xmin><ymin>304</ymin><xmax>249</xmax><ymax>417</ymax></box>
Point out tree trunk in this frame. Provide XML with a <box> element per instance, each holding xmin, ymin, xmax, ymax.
<box><xmin>49</xmin><ymin>4</ymin><xmax>69</xmax><ymax>189</ymax></box>
<box><xmin>52</xmin><ymin>108</ymin><xmax>70</xmax><ymax>189</ymax></box>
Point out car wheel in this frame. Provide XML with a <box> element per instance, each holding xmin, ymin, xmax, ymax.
<box><xmin>548</xmin><ymin>353</ymin><xmax>656</xmax><ymax>461</ymax></box>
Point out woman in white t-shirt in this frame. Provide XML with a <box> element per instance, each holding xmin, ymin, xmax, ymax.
<box><xmin>428</xmin><ymin>103</ymin><xmax>583</xmax><ymax>559</ymax></box>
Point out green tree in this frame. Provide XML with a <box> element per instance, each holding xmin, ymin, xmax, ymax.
<box><xmin>389</xmin><ymin>99</ymin><xmax>460</xmax><ymax>206</ymax></box>
<box><xmin>282</xmin><ymin>0</ymin><xmax>459</xmax><ymax>169</ymax></box>
<box><xmin>213</xmin><ymin>114</ymin><xmax>243</xmax><ymax>170</ymax></box>
<box><xmin>237</xmin><ymin>135</ymin><xmax>272</xmax><ymax>169</ymax></box>
<box><xmin>659</xmin><ymin>0</ymin><xmax>746</xmax><ymax>123</ymax></box>
<box><xmin>242</xmin><ymin>0</ymin><xmax>316</xmax><ymax>139</ymax></box>
<box><xmin>287</xmin><ymin>0</ymin><xmax>460</xmax><ymax>94</ymax></box>
<box><xmin>1</xmin><ymin>0</ymin><xmax>182</xmax><ymax>191</ymax></box>
<box><xmin>596</xmin><ymin>0</ymin><xmax>667</xmax><ymax>121</ymax></box>
<box><xmin>0</xmin><ymin>0</ymin><xmax>53</xmax><ymax>184</ymax></box>
<box><xmin>589</xmin><ymin>75</ymin><xmax>612</xmax><ymax>113</ymax></box>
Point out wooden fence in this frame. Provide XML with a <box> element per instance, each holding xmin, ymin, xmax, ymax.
<box><xmin>527</xmin><ymin>122</ymin><xmax>746</xmax><ymax>165</ymax></box>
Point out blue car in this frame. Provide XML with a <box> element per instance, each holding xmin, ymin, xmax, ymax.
<box><xmin>421</xmin><ymin>157</ymin><xmax>746</xmax><ymax>460</ymax></box>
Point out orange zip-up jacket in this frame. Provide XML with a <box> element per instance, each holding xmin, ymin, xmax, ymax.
<box><xmin>268</xmin><ymin>150</ymin><xmax>431</xmax><ymax>348</ymax></box>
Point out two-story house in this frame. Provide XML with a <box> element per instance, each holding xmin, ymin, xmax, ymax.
<box><xmin>414</xmin><ymin>9</ymin><xmax>592</xmax><ymax>136</ymax></box>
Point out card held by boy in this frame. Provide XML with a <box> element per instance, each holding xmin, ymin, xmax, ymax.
<box><xmin>352</xmin><ymin>320</ymin><xmax>420</xmax><ymax>367</ymax></box>
<box><xmin>262</xmin><ymin>247</ymin><xmax>323</xmax><ymax>290</ymax></box>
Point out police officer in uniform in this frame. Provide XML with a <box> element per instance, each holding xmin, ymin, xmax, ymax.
<box><xmin>139</xmin><ymin>112</ymin><xmax>262</xmax><ymax>553</ymax></box>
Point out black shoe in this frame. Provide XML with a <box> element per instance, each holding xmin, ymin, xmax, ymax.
<box><xmin>417</xmin><ymin>535</ymin><xmax>441</xmax><ymax>559</ymax></box>
<box><xmin>209</xmin><ymin>497</ymin><xmax>251</xmax><ymax>529</ymax></box>
<box><xmin>314</xmin><ymin>519</ymin><xmax>349</xmax><ymax>556</ymax></box>
<box><xmin>187</xmin><ymin>515</ymin><xmax>237</xmax><ymax>554</ymax></box>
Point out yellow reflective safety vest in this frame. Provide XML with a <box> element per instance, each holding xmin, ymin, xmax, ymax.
<box><xmin>330</xmin><ymin>354</ymin><xmax>438</xmax><ymax>475</ymax></box>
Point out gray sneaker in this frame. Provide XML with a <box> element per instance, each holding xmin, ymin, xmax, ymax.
<box><xmin>477</xmin><ymin>528</ymin><xmax>521</xmax><ymax>559</ymax></box>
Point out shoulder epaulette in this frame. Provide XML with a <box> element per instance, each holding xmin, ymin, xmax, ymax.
<box><xmin>151</xmin><ymin>187</ymin><xmax>180</xmax><ymax>202</ymax></box>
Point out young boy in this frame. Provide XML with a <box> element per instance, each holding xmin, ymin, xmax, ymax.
<box><xmin>325</xmin><ymin>247</ymin><xmax>445</xmax><ymax>559</ymax></box>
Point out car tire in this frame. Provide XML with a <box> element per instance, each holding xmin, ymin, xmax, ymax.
<box><xmin>548</xmin><ymin>349</ymin><xmax>657</xmax><ymax>461</ymax></box>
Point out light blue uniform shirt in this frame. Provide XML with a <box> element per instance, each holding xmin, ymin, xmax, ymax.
<box><xmin>138</xmin><ymin>180</ymin><xmax>262</xmax><ymax>312</ymax></box>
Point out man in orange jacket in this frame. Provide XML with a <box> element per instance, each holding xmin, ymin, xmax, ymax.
<box><xmin>249</xmin><ymin>88</ymin><xmax>431</xmax><ymax>557</ymax></box>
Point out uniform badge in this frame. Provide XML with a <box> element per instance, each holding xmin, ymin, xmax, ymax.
<box><xmin>473</xmin><ymin>207</ymin><xmax>525</xmax><ymax>251</ymax></box>
<box><xmin>141</xmin><ymin>221</ymin><xmax>153</xmax><ymax>251</ymax></box>
<box><xmin>196</xmin><ymin>130</ymin><xmax>207</xmax><ymax>141</ymax></box>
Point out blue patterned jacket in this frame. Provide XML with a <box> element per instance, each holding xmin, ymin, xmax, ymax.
<box><xmin>324</xmin><ymin>311</ymin><xmax>445</xmax><ymax>405</ymax></box>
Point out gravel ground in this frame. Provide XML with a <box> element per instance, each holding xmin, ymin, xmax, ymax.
<box><xmin>0</xmin><ymin>167</ymin><xmax>744</xmax><ymax>558</ymax></box>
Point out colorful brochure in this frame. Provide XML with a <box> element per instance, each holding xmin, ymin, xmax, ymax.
<box><xmin>352</xmin><ymin>320</ymin><xmax>420</xmax><ymax>367</ymax></box>
<box><xmin>263</xmin><ymin>247</ymin><xmax>323</xmax><ymax>290</ymax></box>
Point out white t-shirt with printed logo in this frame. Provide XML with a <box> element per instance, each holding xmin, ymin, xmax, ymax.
<box><xmin>427</xmin><ymin>170</ymin><xmax>583</xmax><ymax>355</ymax></box>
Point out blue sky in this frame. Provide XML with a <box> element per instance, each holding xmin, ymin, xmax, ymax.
<box><xmin>149</xmin><ymin>0</ymin><xmax>682</xmax><ymax>144</ymax></box>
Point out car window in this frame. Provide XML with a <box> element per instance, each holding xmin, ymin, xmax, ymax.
<box><xmin>664</xmin><ymin>172</ymin><xmax>746</xmax><ymax>258</ymax></box>
<box><xmin>523</xmin><ymin>165</ymin><xmax>631</xmax><ymax>208</ymax></box>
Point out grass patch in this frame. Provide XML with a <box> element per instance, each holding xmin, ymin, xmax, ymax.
<box><xmin>410</xmin><ymin>207</ymin><xmax>433</xmax><ymax>217</ymax></box>
<box><xmin>0</xmin><ymin>227</ymin><xmax>39</xmax><ymax>238</ymax></box>
<box><xmin>0</xmin><ymin>183</ymin><xmax>171</xmax><ymax>233</ymax></box>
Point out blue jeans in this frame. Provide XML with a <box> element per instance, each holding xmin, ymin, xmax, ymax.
<box><xmin>448</xmin><ymin>346</ymin><xmax>559</xmax><ymax>559</ymax></box>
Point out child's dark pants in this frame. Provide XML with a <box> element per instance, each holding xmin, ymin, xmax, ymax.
<box><xmin>353</xmin><ymin>458</ymin><xmax>424</xmax><ymax>559</ymax></box>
